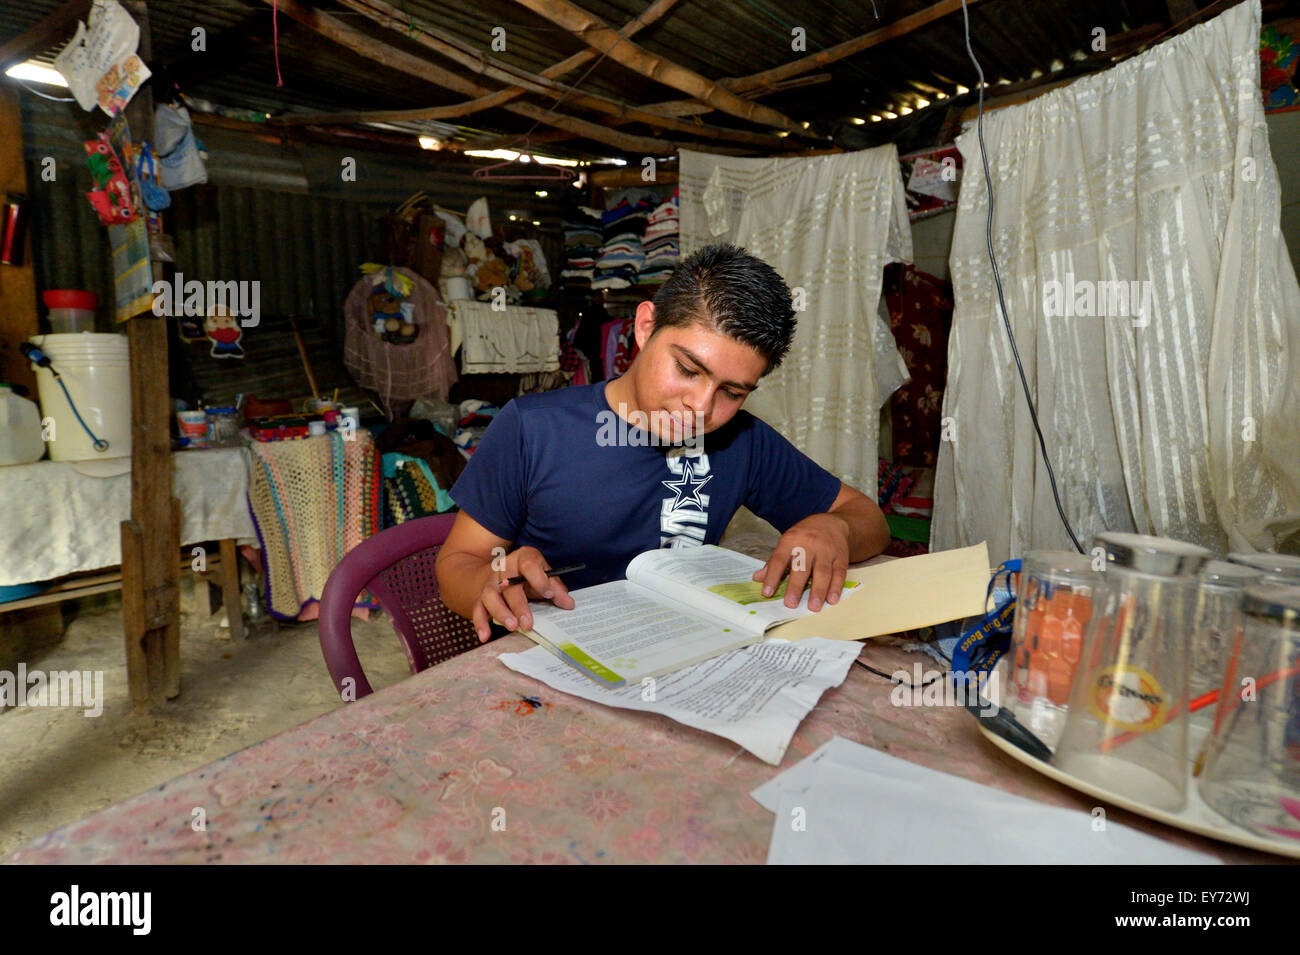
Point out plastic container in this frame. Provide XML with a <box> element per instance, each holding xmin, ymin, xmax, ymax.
<box><xmin>206</xmin><ymin>406</ymin><xmax>240</xmax><ymax>447</ymax></box>
<box><xmin>340</xmin><ymin>406</ymin><xmax>360</xmax><ymax>437</ymax></box>
<box><xmin>177</xmin><ymin>409</ymin><xmax>207</xmax><ymax>447</ymax></box>
<box><xmin>444</xmin><ymin>276</ymin><xmax>473</xmax><ymax>301</ymax></box>
<box><xmin>308</xmin><ymin>420</ymin><xmax>326</xmax><ymax>437</ymax></box>
<box><xmin>0</xmin><ymin>384</ymin><xmax>45</xmax><ymax>465</ymax></box>
<box><xmin>29</xmin><ymin>333</ymin><xmax>131</xmax><ymax>462</ymax></box>
<box><xmin>42</xmin><ymin>290</ymin><xmax>97</xmax><ymax>334</ymax></box>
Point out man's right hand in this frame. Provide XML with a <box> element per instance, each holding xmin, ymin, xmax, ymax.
<box><xmin>472</xmin><ymin>545</ymin><xmax>576</xmax><ymax>642</ymax></box>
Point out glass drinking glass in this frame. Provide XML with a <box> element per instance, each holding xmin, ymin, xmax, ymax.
<box><xmin>1199</xmin><ymin>583</ymin><xmax>1300</xmax><ymax>841</ymax></box>
<box><xmin>1053</xmin><ymin>532</ymin><xmax>1209</xmax><ymax>811</ymax></box>
<box><xmin>1227</xmin><ymin>552</ymin><xmax>1300</xmax><ymax>586</ymax></box>
<box><xmin>1003</xmin><ymin>550</ymin><xmax>1097</xmax><ymax>752</ymax></box>
<box><xmin>1190</xmin><ymin>561</ymin><xmax>1263</xmax><ymax>731</ymax></box>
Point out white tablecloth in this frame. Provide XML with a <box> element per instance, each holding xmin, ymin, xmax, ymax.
<box><xmin>0</xmin><ymin>448</ymin><xmax>256</xmax><ymax>586</ymax></box>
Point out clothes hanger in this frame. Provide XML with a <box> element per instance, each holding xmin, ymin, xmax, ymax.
<box><xmin>472</xmin><ymin>138</ymin><xmax>576</xmax><ymax>181</ymax></box>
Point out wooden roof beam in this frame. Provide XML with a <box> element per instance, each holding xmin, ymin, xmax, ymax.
<box><xmin>508</xmin><ymin>0</ymin><xmax>811</xmax><ymax>135</ymax></box>
<box><xmin>640</xmin><ymin>0</ymin><xmax>991</xmax><ymax>119</ymax></box>
<box><xmin>0</xmin><ymin>0</ymin><xmax>89</xmax><ymax>74</ymax></box>
<box><xmin>282</xmin><ymin>0</ymin><xmax>787</xmax><ymax>148</ymax></box>
<box><xmin>256</xmin><ymin>0</ymin><xmax>728</xmax><ymax>155</ymax></box>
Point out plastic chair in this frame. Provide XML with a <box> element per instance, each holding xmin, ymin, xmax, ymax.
<box><xmin>318</xmin><ymin>513</ymin><xmax>479</xmax><ymax>700</ymax></box>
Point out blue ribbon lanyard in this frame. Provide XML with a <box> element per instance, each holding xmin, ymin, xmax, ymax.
<box><xmin>951</xmin><ymin>559</ymin><xmax>1021</xmax><ymax>683</ymax></box>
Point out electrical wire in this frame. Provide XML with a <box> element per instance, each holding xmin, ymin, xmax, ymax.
<box><xmin>854</xmin><ymin>657</ymin><xmax>943</xmax><ymax>688</ymax></box>
<box><xmin>959</xmin><ymin>0</ymin><xmax>1084</xmax><ymax>555</ymax></box>
<box><xmin>13</xmin><ymin>79</ymin><xmax>75</xmax><ymax>102</ymax></box>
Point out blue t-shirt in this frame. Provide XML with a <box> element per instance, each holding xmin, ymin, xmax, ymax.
<box><xmin>449</xmin><ymin>382</ymin><xmax>841</xmax><ymax>590</ymax></box>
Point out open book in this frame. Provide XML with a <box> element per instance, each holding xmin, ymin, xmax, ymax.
<box><xmin>522</xmin><ymin>545</ymin><xmax>860</xmax><ymax>688</ymax></box>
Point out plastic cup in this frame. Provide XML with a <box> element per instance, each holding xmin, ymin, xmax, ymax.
<box><xmin>177</xmin><ymin>410</ymin><xmax>207</xmax><ymax>447</ymax></box>
<box><xmin>1199</xmin><ymin>583</ymin><xmax>1300</xmax><ymax>840</ymax></box>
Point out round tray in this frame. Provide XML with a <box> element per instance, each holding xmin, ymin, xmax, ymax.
<box><xmin>977</xmin><ymin>723</ymin><xmax>1300</xmax><ymax>860</ymax></box>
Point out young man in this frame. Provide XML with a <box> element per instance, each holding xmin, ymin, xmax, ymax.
<box><xmin>436</xmin><ymin>243</ymin><xmax>889</xmax><ymax>642</ymax></box>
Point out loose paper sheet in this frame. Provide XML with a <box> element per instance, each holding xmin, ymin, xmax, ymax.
<box><xmin>756</xmin><ymin>736</ymin><xmax>1220</xmax><ymax>864</ymax></box>
<box><xmin>771</xmin><ymin>542</ymin><xmax>991</xmax><ymax>641</ymax></box>
<box><xmin>52</xmin><ymin>0</ymin><xmax>150</xmax><ymax>115</ymax></box>
<box><xmin>499</xmin><ymin>638</ymin><xmax>862</xmax><ymax>766</ymax></box>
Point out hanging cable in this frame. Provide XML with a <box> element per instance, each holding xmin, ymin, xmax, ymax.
<box><xmin>19</xmin><ymin>343</ymin><xmax>110</xmax><ymax>453</ymax></box>
<box><xmin>959</xmin><ymin>0</ymin><xmax>1084</xmax><ymax>554</ymax></box>
<box><xmin>13</xmin><ymin>79</ymin><xmax>76</xmax><ymax>102</ymax></box>
<box><xmin>54</xmin><ymin>377</ymin><xmax>110</xmax><ymax>452</ymax></box>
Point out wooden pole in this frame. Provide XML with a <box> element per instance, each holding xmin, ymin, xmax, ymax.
<box><xmin>288</xmin><ymin>315</ymin><xmax>320</xmax><ymax>402</ymax></box>
<box><xmin>119</xmin><ymin>0</ymin><xmax>181</xmax><ymax>706</ymax></box>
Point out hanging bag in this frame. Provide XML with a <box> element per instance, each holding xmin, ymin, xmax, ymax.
<box><xmin>137</xmin><ymin>142</ymin><xmax>171</xmax><ymax>211</ymax></box>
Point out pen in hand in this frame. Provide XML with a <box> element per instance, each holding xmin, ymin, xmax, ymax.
<box><xmin>501</xmin><ymin>563</ymin><xmax>586</xmax><ymax>587</ymax></box>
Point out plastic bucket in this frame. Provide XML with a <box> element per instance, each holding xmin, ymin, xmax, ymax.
<box><xmin>29</xmin><ymin>333</ymin><xmax>131</xmax><ymax>462</ymax></box>
<box><xmin>444</xmin><ymin>276</ymin><xmax>472</xmax><ymax>301</ymax></box>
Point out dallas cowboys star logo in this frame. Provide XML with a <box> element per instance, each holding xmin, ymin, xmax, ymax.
<box><xmin>661</xmin><ymin>458</ymin><xmax>712</xmax><ymax>510</ymax></box>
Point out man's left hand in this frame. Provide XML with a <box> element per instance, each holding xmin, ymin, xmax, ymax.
<box><xmin>751</xmin><ymin>512</ymin><xmax>852</xmax><ymax>612</ymax></box>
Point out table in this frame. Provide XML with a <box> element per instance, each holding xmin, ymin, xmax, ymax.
<box><xmin>0</xmin><ymin>447</ymin><xmax>256</xmax><ymax>642</ymax></box>
<box><xmin>0</xmin><ymin>448</ymin><xmax>256</xmax><ymax>587</ymax></box>
<box><xmin>4</xmin><ymin>636</ymin><xmax>1283</xmax><ymax>864</ymax></box>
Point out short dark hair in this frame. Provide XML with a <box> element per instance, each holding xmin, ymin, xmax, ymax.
<box><xmin>650</xmin><ymin>243</ymin><xmax>796</xmax><ymax>374</ymax></box>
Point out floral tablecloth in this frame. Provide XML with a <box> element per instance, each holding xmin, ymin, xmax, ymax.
<box><xmin>5</xmin><ymin>637</ymin><xmax>1281</xmax><ymax>864</ymax></box>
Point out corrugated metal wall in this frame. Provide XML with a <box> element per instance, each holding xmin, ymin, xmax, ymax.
<box><xmin>24</xmin><ymin>162</ymin><xmax>377</xmax><ymax>341</ymax></box>
<box><xmin>20</xmin><ymin>93</ymin><xmax>571</xmax><ymax>341</ymax></box>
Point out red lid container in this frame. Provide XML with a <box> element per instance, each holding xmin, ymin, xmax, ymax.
<box><xmin>42</xmin><ymin>290</ymin><xmax>99</xmax><ymax>310</ymax></box>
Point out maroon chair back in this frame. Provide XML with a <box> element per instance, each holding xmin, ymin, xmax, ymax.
<box><xmin>318</xmin><ymin>513</ymin><xmax>479</xmax><ymax>700</ymax></box>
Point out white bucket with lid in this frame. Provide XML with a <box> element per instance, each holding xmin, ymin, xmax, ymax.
<box><xmin>29</xmin><ymin>333</ymin><xmax>131</xmax><ymax>462</ymax></box>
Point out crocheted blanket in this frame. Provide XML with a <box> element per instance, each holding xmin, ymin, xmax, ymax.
<box><xmin>248</xmin><ymin>431</ymin><xmax>382</xmax><ymax>619</ymax></box>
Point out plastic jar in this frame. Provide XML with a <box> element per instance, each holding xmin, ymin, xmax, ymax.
<box><xmin>42</xmin><ymin>290</ymin><xmax>97</xmax><ymax>334</ymax></box>
<box><xmin>206</xmin><ymin>407</ymin><xmax>241</xmax><ymax>447</ymax></box>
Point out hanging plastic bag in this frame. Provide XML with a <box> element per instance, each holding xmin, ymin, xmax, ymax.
<box><xmin>154</xmin><ymin>103</ymin><xmax>207</xmax><ymax>190</ymax></box>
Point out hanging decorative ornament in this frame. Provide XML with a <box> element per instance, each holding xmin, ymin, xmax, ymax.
<box><xmin>204</xmin><ymin>307</ymin><xmax>245</xmax><ymax>359</ymax></box>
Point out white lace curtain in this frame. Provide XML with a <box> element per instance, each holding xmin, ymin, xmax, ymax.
<box><xmin>679</xmin><ymin>146</ymin><xmax>912</xmax><ymax>490</ymax></box>
<box><xmin>933</xmin><ymin>0</ymin><xmax>1300</xmax><ymax>563</ymax></box>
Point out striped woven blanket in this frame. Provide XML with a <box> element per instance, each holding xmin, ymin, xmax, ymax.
<box><xmin>248</xmin><ymin>431</ymin><xmax>382</xmax><ymax>618</ymax></box>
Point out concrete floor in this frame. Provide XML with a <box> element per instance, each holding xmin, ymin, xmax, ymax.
<box><xmin>0</xmin><ymin>576</ymin><xmax>411</xmax><ymax>858</ymax></box>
